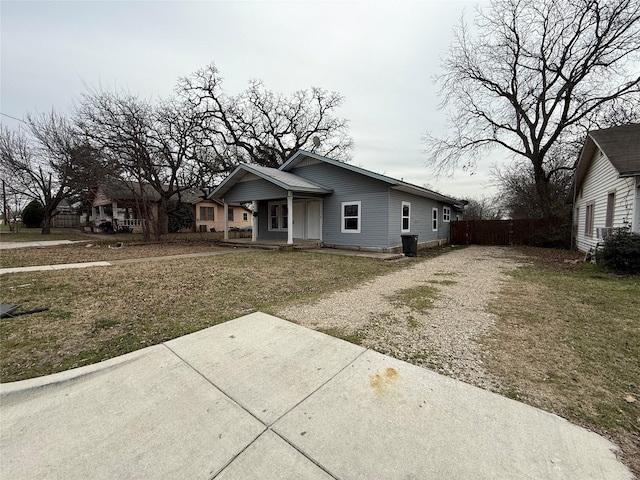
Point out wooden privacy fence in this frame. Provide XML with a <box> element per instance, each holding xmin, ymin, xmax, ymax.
<box><xmin>450</xmin><ymin>218</ymin><xmax>566</xmax><ymax>246</ymax></box>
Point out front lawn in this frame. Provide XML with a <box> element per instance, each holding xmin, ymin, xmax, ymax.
<box><xmin>484</xmin><ymin>247</ymin><xmax>640</xmax><ymax>475</ymax></box>
<box><xmin>0</xmin><ymin>225</ymin><xmax>92</xmax><ymax>242</ymax></box>
<box><xmin>0</xmin><ymin>250</ymin><xmax>405</xmax><ymax>382</ymax></box>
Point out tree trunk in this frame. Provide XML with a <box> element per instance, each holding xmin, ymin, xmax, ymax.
<box><xmin>155</xmin><ymin>196</ymin><xmax>169</xmax><ymax>240</ymax></box>
<box><xmin>41</xmin><ymin>213</ymin><xmax>53</xmax><ymax>234</ymax></box>
<box><xmin>533</xmin><ymin>164</ymin><xmax>553</xmax><ymax>219</ymax></box>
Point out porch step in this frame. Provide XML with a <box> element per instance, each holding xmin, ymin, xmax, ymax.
<box><xmin>217</xmin><ymin>241</ymin><xmax>281</xmax><ymax>251</ymax></box>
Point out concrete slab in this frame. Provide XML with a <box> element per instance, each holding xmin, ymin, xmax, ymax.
<box><xmin>0</xmin><ymin>261</ymin><xmax>112</xmax><ymax>275</ymax></box>
<box><xmin>273</xmin><ymin>348</ymin><xmax>632</xmax><ymax>480</ymax></box>
<box><xmin>167</xmin><ymin>312</ymin><xmax>365</xmax><ymax>425</ymax></box>
<box><xmin>303</xmin><ymin>248</ymin><xmax>404</xmax><ymax>260</ymax></box>
<box><xmin>0</xmin><ymin>345</ymin><xmax>265</xmax><ymax>480</ymax></box>
<box><xmin>0</xmin><ymin>240</ymin><xmax>87</xmax><ymax>250</ymax></box>
<box><xmin>216</xmin><ymin>430</ymin><xmax>334</xmax><ymax>480</ymax></box>
<box><xmin>0</xmin><ymin>313</ymin><xmax>632</xmax><ymax>479</ymax></box>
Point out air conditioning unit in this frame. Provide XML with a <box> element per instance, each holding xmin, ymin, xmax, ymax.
<box><xmin>596</xmin><ymin>227</ymin><xmax>612</xmax><ymax>239</ymax></box>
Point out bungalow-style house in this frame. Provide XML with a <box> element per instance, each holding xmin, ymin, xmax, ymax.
<box><xmin>88</xmin><ymin>181</ymin><xmax>160</xmax><ymax>233</ymax></box>
<box><xmin>89</xmin><ymin>181</ymin><xmax>253</xmax><ymax>234</ymax></box>
<box><xmin>568</xmin><ymin>123</ymin><xmax>640</xmax><ymax>253</ymax></box>
<box><xmin>210</xmin><ymin>150</ymin><xmax>461</xmax><ymax>252</ymax></box>
<box><xmin>191</xmin><ymin>196</ymin><xmax>252</xmax><ymax>233</ymax></box>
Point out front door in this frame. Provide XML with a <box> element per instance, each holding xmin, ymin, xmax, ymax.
<box><xmin>292</xmin><ymin>200</ymin><xmax>322</xmax><ymax>240</ymax></box>
<box><xmin>307</xmin><ymin>200</ymin><xmax>321</xmax><ymax>240</ymax></box>
<box><xmin>293</xmin><ymin>201</ymin><xmax>305</xmax><ymax>239</ymax></box>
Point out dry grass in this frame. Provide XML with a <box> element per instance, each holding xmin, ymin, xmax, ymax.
<box><xmin>1</xmin><ymin>241</ymin><xmax>230</xmax><ymax>267</ymax></box>
<box><xmin>483</xmin><ymin>247</ymin><xmax>640</xmax><ymax>475</ymax></box>
<box><xmin>0</xmin><ymin>229</ymin><xmax>244</xmax><ymax>268</ymax></box>
<box><xmin>1</xmin><ymin>239</ymin><xmax>638</xmax><ymax>476</ymax></box>
<box><xmin>1</xmin><ymin>249</ymin><xmax>404</xmax><ymax>382</ymax></box>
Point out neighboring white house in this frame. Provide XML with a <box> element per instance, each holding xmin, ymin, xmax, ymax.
<box><xmin>568</xmin><ymin>124</ymin><xmax>640</xmax><ymax>253</ymax></box>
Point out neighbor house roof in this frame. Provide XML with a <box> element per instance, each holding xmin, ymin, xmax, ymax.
<box><xmin>282</xmin><ymin>150</ymin><xmax>460</xmax><ymax>205</ymax></box>
<box><xmin>210</xmin><ymin>162</ymin><xmax>334</xmax><ymax>199</ymax></box>
<box><xmin>567</xmin><ymin>123</ymin><xmax>640</xmax><ymax>203</ymax></box>
<box><xmin>92</xmin><ymin>180</ymin><xmax>161</xmax><ymax>206</ymax></box>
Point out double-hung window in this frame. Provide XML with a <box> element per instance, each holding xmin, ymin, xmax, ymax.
<box><xmin>341</xmin><ymin>201</ymin><xmax>361</xmax><ymax>233</ymax></box>
<box><xmin>227</xmin><ymin>208</ymin><xmax>234</xmax><ymax>221</ymax></box>
<box><xmin>605</xmin><ymin>192</ymin><xmax>615</xmax><ymax>227</ymax></box>
<box><xmin>199</xmin><ymin>206</ymin><xmax>214</xmax><ymax>221</ymax></box>
<box><xmin>443</xmin><ymin>206</ymin><xmax>451</xmax><ymax>222</ymax></box>
<box><xmin>432</xmin><ymin>207</ymin><xmax>438</xmax><ymax>231</ymax></box>
<box><xmin>585</xmin><ymin>202</ymin><xmax>595</xmax><ymax>236</ymax></box>
<box><xmin>401</xmin><ymin>202</ymin><xmax>410</xmax><ymax>232</ymax></box>
<box><xmin>268</xmin><ymin>202</ymin><xmax>288</xmax><ymax>231</ymax></box>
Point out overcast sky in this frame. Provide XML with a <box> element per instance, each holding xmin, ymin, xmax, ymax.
<box><xmin>1</xmin><ymin>0</ymin><xmax>502</xmax><ymax>200</ymax></box>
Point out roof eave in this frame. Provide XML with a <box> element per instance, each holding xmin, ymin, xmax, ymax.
<box><xmin>619</xmin><ymin>170</ymin><xmax>640</xmax><ymax>177</ymax></box>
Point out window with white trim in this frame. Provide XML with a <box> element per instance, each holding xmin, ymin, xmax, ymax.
<box><xmin>401</xmin><ymin>202</ymin><xmax>410</xmax><ymax>232</ymax></box>
<box><xmin>443</xmin><ymin>206</ymin><xmax>451</xmax><ymax>222</ymax></box>
<box><xmin>432</xmin><ymin>207</ymin><xmax>438</xmax><ymax>231</ymax></box>
<box><xmin>243</xmin><ymin>212</ymin><xmax>248</xmax><ymax>221</ymax></box>
<box><xmin>268</xmin><ymin>202</ymin><xmax>288</xmax><ymax>231</ymax></box>
<box><xmin>341</xmin><ymin>201</ymin><xmax>361</xmax><ymax>233</ymax></box>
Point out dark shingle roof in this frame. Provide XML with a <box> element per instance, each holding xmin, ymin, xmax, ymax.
<box><xmin>589</xmin><ymin>124</ymin><xmax>640</xmax><ymax>176</ymax></box>
<box><xmin>567</xmin><ymin>123</ymin><xmax>640</xmax><ymax>203</ymax></box>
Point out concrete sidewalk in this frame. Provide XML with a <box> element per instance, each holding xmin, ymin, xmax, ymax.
<box><xmin>0</xmin><ymin>250</ymin><xmax>246</xmax><ymax>275</ymax></box>
<box><xmin>0</xmin><ymin>240</ymin><xmax>88</xmax><ymax>250</ymax></box>
<box><xmin>0</xmin><ymin>313</ymin><xmax>632</xmax><ymax>479</ymax></box>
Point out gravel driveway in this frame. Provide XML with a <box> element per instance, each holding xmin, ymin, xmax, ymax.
<box><xmin>277</xmin><ymin>245</ymin><xmax>527</xmax><ymax>390</ymax></box>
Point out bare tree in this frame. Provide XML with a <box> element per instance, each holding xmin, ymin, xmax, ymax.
<box><xmin>492</xmin><ymin>159</ymin><xmax>572</xmax><ymax>219</ymax></box>
<box><xmin>0</xmin><ymin>112</ymin><xmax>87</xmax><ymax>234</ymax></box>
<box><xmin>177</xmin><ymin>63</ymin><xmax>354</xmax><ymax>169</ymax></box>
<box><xmin>463</xmin><ymin>196</ymin><xmax>504</xmax><ymax>220</ymax></box>
<box><xmin>424</xmin><ymin>0</ymin><xmax>640</xmax><ymax>218</ymax></box>
<box><xmin>75</xmin><ymin>89</ymin><xmax>206</xmax><ymax>239</ymax></box>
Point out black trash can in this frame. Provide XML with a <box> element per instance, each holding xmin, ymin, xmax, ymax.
<box><xmin>401</xmin><ymin>234</ymin><xmax>418</xmax><ymax>257</ymax></box>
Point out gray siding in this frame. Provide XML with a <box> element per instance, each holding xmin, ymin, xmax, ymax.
<box><xmin>221</xmin><ymin>160</ymin><xmax>456</xmax><ymax>249</ymax></box>
<box><xmin>387</xmin><ymin>190</ymin><xmax>451</xmax><ymax>247</ymax></box>
<box><xmin>291</xmin><ymin>162</ymin><xmax>391</xmax><ymax>249</ymax></box>
<box><xmin>255</xmin><ymin>201</ymin><xmax>287</xmax><ymax>240</ymax></box>
<box><xmin>223</xmin><ymin>178</ymin><xmax>287</xmax><ymax>203</ymax></box>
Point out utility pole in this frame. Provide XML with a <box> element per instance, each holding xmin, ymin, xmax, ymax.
<box><xmin>2</xmin><ymin>179</ymin><xmax>10</xmax><ymax>232</ymax></box>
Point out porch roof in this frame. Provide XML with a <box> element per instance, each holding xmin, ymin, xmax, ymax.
<box><xmin>209</xmin><ymin>163</ymin><xmax>333</xmax><ymax>200</ymax></box>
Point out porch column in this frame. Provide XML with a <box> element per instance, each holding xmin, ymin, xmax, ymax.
<box><xmin>287</xmin><ymin>191</ymin><xmax>293</xmax><ymax>244</ymax></box>
<box><xmin>223</xmin><ymin>201</ymin><xmax>229</xmax><ymax>240</ymax></box>
<box><xmin>98</xmin><ymin>205</ymin><xmax>105</xmax><ymax>220</ymax></box>
<box><xmin>112</xmin><ymin>201</ymin><xmax>118</xmax><ymax>223</ymax></box>
<box><xmin>252</xmin><ymin>201</ymin><xmax>258</xmax><ymax>242</ymax></box>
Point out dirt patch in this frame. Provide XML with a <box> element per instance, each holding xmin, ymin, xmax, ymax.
<box><xmin>278</xmin><ymin>246</ymin><xmax>525</xmax><ymax>389</ymax></box>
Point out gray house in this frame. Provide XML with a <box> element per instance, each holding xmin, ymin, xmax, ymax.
<box><xmin>210</xmin><ymin>150</ymin><xmax>461</xmax><ymax>252</ymax></box>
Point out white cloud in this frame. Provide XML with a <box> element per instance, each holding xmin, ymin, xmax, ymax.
<box><xmin>1</xmin><ymin>0</ymin><xmax>494</xmax><ymax>199</ymax></box>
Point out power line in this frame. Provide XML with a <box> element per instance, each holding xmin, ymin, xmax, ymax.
<box><xmin>0</xmin><ymin>112</ymin><xmax>26</xmax><ymax>123</ymax></box>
